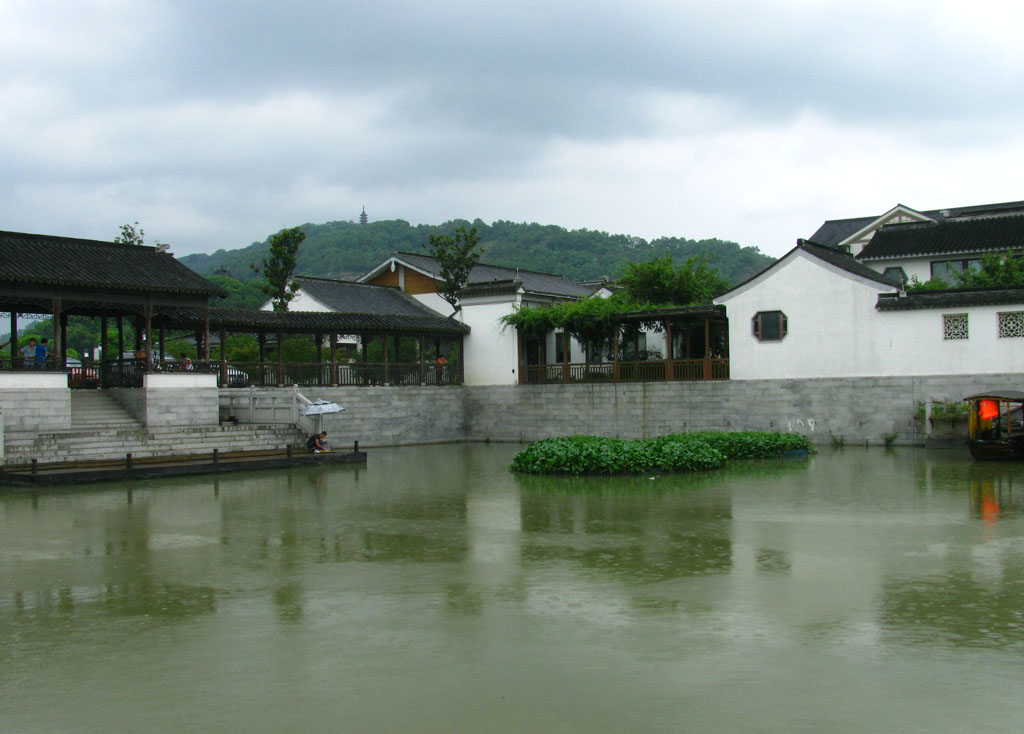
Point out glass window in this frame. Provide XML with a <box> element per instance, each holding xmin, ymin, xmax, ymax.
<box><xmin>931</xmin><ymin>259</ymin><xmax>981</xmax><ymax>282</ymax></box>
<box><xmin>752</xmin><ymin>311</ymin><xmax>787</xmax><ymax>341</ymax></box>
<box><xmin>882</xmin><ymin>267</ymin><xmax>907</xmax><ymax>286</ymax></box>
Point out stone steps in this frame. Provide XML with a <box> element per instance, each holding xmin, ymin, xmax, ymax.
<box><xmin>3</xmin><ymin>423</ymin><xmax>306</xmax><ymax>466</ymax></box>
<box><xmin>69</xmin><ymin>389</ymin><xmax>143</xmax><ymax>429</ymax></box>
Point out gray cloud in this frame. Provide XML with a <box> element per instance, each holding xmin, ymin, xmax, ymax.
<box><xmin>3</xmin><ymin>1</ymin><xmax>1024</xmax><ymax>257</ymax></box>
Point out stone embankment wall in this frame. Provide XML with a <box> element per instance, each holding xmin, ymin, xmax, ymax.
<box><xmin>220</xmin><ymin>386</ymin><xmax>468</xmax><ymax>448</ymax></box>
<box><xmin>227</xmin><ymin>373</ymin><xmax>1024</xmax><ymax>448</ymax></box>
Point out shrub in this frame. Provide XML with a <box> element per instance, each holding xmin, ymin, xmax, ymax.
<box><xmin>509</xmin><ymin>434</ymin><xmax>726</xmax><ymax>475</ymax></box>
<box><xmin>509</xmin><ymin>431</ymin><xmax>811</xmax><ymax>475</ymax></box>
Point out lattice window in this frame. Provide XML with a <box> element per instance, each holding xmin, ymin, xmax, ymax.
<box><xmin>943</xmin><ymin>313</ymin><xmax>968</xmax><ymax>340</ymax></box>
<box><xmin>998</xmin><ymin>311</ymin><xmax>1024</xmax><ymax>338</ymax></box>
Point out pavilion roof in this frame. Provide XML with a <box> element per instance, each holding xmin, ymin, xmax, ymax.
<box><xmin>154</xmin><ymin>306</ymin><xmax>470</xmax><ymax>336</ymax></box>
<box><xmin>0</xmin><ymin>230</ymin><xmax>222</xmax><ymax>296</ymax></box>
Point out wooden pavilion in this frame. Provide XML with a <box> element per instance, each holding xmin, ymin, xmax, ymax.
<box><xmin>0</xmin><ymin>230</ymin><xmax>469</xmax><ymax>388</ymax></box>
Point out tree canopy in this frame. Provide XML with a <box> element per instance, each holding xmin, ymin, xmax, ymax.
<box><xmin>252</xmin><ymin>226</ymin><xmax>305</xmax><ymax>311</ymax></box>
<box><xmin>954</xmin><ymin>251</ymin><xmax>1024</xmax><ymax>289</ymax></box>
<box><xmin>181</xmin><ymin>218</ymin><xmax>775</xmax><ymax>287</ymax></box>
<box><xmin>501</xmin><ymin>252</ymin><xmax>729</xmax><ymax>347</ymax></box>
<box><xmin>424</xmin><ymin>225</ymin><xmax>482</xmax><ymax>309</ymax></box>
<box><xmin>617</xmin><ymin>254</ymin><xmax>729</xmax><ymax>306</ymax></box>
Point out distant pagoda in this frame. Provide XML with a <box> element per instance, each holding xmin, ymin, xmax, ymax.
<box><xmin>359</xmin><ymin>206</ymin><xmax>368</xmax><ymax>225</ymax></box>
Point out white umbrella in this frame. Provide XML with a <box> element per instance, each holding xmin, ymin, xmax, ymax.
<box><xmin>301</xmin><ymin>399</ymin><xmax>345</xmax><ymax>434</ymax></box>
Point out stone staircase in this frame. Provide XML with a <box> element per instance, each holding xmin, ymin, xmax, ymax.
<box><xmin>70</xmin><ymin>389</ymin><xmax>143</xmax><ymax>429</ymax></box>
<box><xmin>3</xmin><ymin>390</ymin><xmax>307</xmax><ymax>467</ymax></box>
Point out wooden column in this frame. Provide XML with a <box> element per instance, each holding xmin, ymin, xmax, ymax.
<box><xmin>133</xmin><ymin>315</ymin><xmax>143</xmax><ymax>352</ymax></box>
<box><xmin>59</xmin><ymin>311</ymin><xmax>68</xmax><ymax>369</ymax></box>
<box><xmin>330</xmin><ymin>334</ymin><xmax>338</xmax><ymax>386</ymax></box>
<box><xmin>52</xmin><ymin>297</ymin><xmax>63</xmax><ymax>369</ymax></box>
<box><xmin>458</xmin><ymin>335</ymin><xmax>465</xmax><ymax>385</ymax></box>
<box><xmin>418</xmin><ymin>335</ymin><xmax>425</xmax><ymax>385</ymax></box>
<box><xmin>159</xmin><ymin>327</ymin><xmax>165</xmax><ymax>365</ymax></box>
<box><xmin>516</xmin><ymin>327</ymin><xmax>525</xmax><ymax>385</ymax></box>
<box><xmin>382</xmin><ymin>333</ymin><xmax>389</xmax><ymax>386</ymax></box>
<box><xmin>703</xmin><ymin>317</ymin><xmax>711</xmax><ymax>380</ymax></box>
<box><xmin>9</xmin><ymin>311</ymin><xmax>17</xmax><ymax>365</ymax></box>
<box><xmin>145</xmin><ymin>305</ymin><xmax>153</xmax><ymax>364</ymax></box>
<box><xmin>203</xmin><ymin>307</ymin><xmax>210</xmax><ymax>362</ymax></box>
<box><xmin>220</xmin><ymin>328</ymin><xmax>227</xmax><ymax>386</ymax></box>
<box><xmin>276</xmin><ymin>330</ymin><xmax>285</xmax><ymax>386</ymax></box>
<box><xmin>665</xmin><ymin>320</ymin><xmax>674</xmax><ymax>381</ymax></box>
<box><xmin>612</xmin><ymin>327</ymin><xmax>620</xmax><ymax>382</ymax></box>
<box><xmin>562</xmin><ymin>330</ymin><xmax>570</xmax><ymax>383</ymax></box>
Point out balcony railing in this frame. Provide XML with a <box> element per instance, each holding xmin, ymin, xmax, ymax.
<box><xmin>190</xmin><ymin>361</ymin><xmax>461</xmax><ymax>388</ymax></box>
<box><xmin>522</xmin><ymin>358</ymin><xmax>729</xmax><ymax>385</ymax></box>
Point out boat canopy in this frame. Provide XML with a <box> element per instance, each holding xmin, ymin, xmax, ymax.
<box><xmin>964</xmin><ymin>390</ymin><xmax>1024</xmax><ymax>402</ymax></box>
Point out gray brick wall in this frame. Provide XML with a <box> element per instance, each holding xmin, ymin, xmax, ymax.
<box><xmin>110</xmin><ymin>385</ymin><xmax>220</xmax><ymax>427</ymax></box>
<box><xmin>463</xmin><ymin>374</ymin><xmax>1024</xmax><ymax>446</ymax></box>
<box><xmin>0</xmin><ymin>389</ymin><xmax>72</xmax><ymax>432</ymax></box>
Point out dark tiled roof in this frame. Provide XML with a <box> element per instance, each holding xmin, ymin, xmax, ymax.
<box><xmin>293</xmin><ymin>276</ymin><xmax>446</xmax><ymax>317</ymax></box>
<box><xmin>0</xmin><ymin>230</ymin><xmax>222</xmax><ymax>295</ymax></box>
<box><xmin>809</xmin><ymin>200</ymin><xmax>1024</xmax><ymax>247</ymax></box>
<box><xmin>154</xmin><ymin>306</ymin><xmax>469</xmax><ymax>335</ymax></box>
<box><xmin>800</xmin><ymin>240</ymin><xmax>897</xmax><ymax>286</ymax></box>
<box><xmin>458</xmin><ymin>279</ymin><xmax>523</xmax><ymax>298</ymax></box>
<box><xmin>876</xmin><ymin>286</ymin><xmax>1024</xmax><ymax>311</ymax></box>
<box><xmin>387</xmin><ymin>252</ymin><xmax>593</xmax><ymax>299</ymax></box>
<box><xmin>859</xmin><ymin>214</ymin><xmax>1024</xmax><ymax>260</ymax></box>
<box><xmin>807</xmin><ymin>216</ymin><xmax>881</xmax><ymax>247</ymax></box>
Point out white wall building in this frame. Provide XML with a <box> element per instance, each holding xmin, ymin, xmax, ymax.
<box><xmin>716</xmin><ymin>240</ymin><xmax>1024</xmax><ymax>380</ymax></box>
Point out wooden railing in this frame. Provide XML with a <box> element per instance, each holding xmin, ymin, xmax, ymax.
<box><xmin>192</xmin><ymin>361</ymin><xmax>460</xmax><ymax>388</ymax></box>
<box><xmin>523</xmin><ymin>359</ymin><xmax>729</xmax><ymax>385</ymax></box>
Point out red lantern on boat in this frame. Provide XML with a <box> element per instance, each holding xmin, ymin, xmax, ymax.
<box><xmin>979</xmin><ymin>399</ymin><xmax>999</xmax><ymax>421</ymax></box>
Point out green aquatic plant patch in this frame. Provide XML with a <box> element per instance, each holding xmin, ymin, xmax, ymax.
<box><xmin>510</xmin><ymin>431</ymin><xmax>812</xmax><ymax>475</ymax></box>
<box><xmin>672</xmin><ymin>431</ymin><xmax>813</xmax><ymax>460</ymax></box>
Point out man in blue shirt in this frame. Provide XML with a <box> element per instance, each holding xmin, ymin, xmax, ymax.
<box><xmin>35</xmin><ymin>338</ymin><xmax>48</xmax><ymax>369</ymax></box>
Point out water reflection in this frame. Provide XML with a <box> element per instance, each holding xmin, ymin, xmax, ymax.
<box><xmin>4</xmin><ymin>445</ymin><xmax>1024</xmax><ymax>732</ymax></box>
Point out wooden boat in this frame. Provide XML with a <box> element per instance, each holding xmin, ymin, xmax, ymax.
<box><xmin>964</xmin><ymin>391</ymin><xmax>1024</xmax><ymax>460</ymax></box>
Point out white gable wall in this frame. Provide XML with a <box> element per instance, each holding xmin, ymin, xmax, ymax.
<box><xmin>718</xmin><ymin>249</ymin><xmax>1024</xmax><ymax>379</ymax></box>
<box><xmin>458</xmin><ymin>295</ymin><xmax>522</xmax><ymax>385</ymax></box>
<box><xmin>716</xmin><ymin>251</ymin><xmax>893</xmax><ymax>379</ymax></box>
<box><xmin>259</xmin><ymin>289</ymin><xmax>334</xmax><ymax>312</ymax></box>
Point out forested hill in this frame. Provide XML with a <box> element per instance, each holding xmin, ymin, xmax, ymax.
<box><xmin>179</xmin><ymin>218</ymin><xmax>775</xmax><ymax>285</ymax></box>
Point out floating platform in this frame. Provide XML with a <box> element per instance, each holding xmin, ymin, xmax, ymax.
<box><xmin>0</xmin><ymin>445</ymin><xmax>366</xmax><ymax>489</ymax></box>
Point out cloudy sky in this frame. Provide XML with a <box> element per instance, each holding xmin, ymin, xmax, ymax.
<box><xmin>3</xmin><ymin>0</ymin><xmax>1023</xmax><ymax>259</ymax></box>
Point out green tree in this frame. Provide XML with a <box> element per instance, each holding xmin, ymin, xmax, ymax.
<box><xmin>114</xmin><ymin>221</ymin><xmax>145</xmax><ymax>246</ymax></box>
<box><xmin>423</xmin><ymin>225</ymin><xmax>482</xmax><ymax>310</ymax></box>
<box><xmin>252</xmin><ymin>227</ymin><xmax>306</xmax><ymax>311</ymax></box>
<box><xmin>906</xmin><ymin>275</ymin><xmax>950</xmax><ymax>291</ymax></box>
<box><xmin>954</xmin><ymin>250</ymin><xmax>1024</xmax><ymax>288</ymax></box>
<box><xmin>616</xmin><ymin>253</ymin><xmax>728</xmax><ymax>306</ymax></box>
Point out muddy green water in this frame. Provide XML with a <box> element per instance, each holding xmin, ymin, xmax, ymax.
<box><xmin>2</xmin><ymin>445</ymin><xmax>1024</xmax><ymax>733</ymax></box>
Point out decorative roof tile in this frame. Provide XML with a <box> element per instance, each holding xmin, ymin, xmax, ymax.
<box><xmin>0</xmin><ymin>230</ymin><xmax>222</xmax><ymax>295</ymax></box>
<box><xmin>859</xmin><ymin>214</ymin><xmax>1024</xmax><ymax>260</ymax></box>
<box><xmin>876</xmin><ymin>286</ymin><xmax>1024</xmax><ymax>311</ymax></box>
<box><xmin>154</xmin><ymin>306</ymin><xmax>469</xmax><ymax>335</ymax></box>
